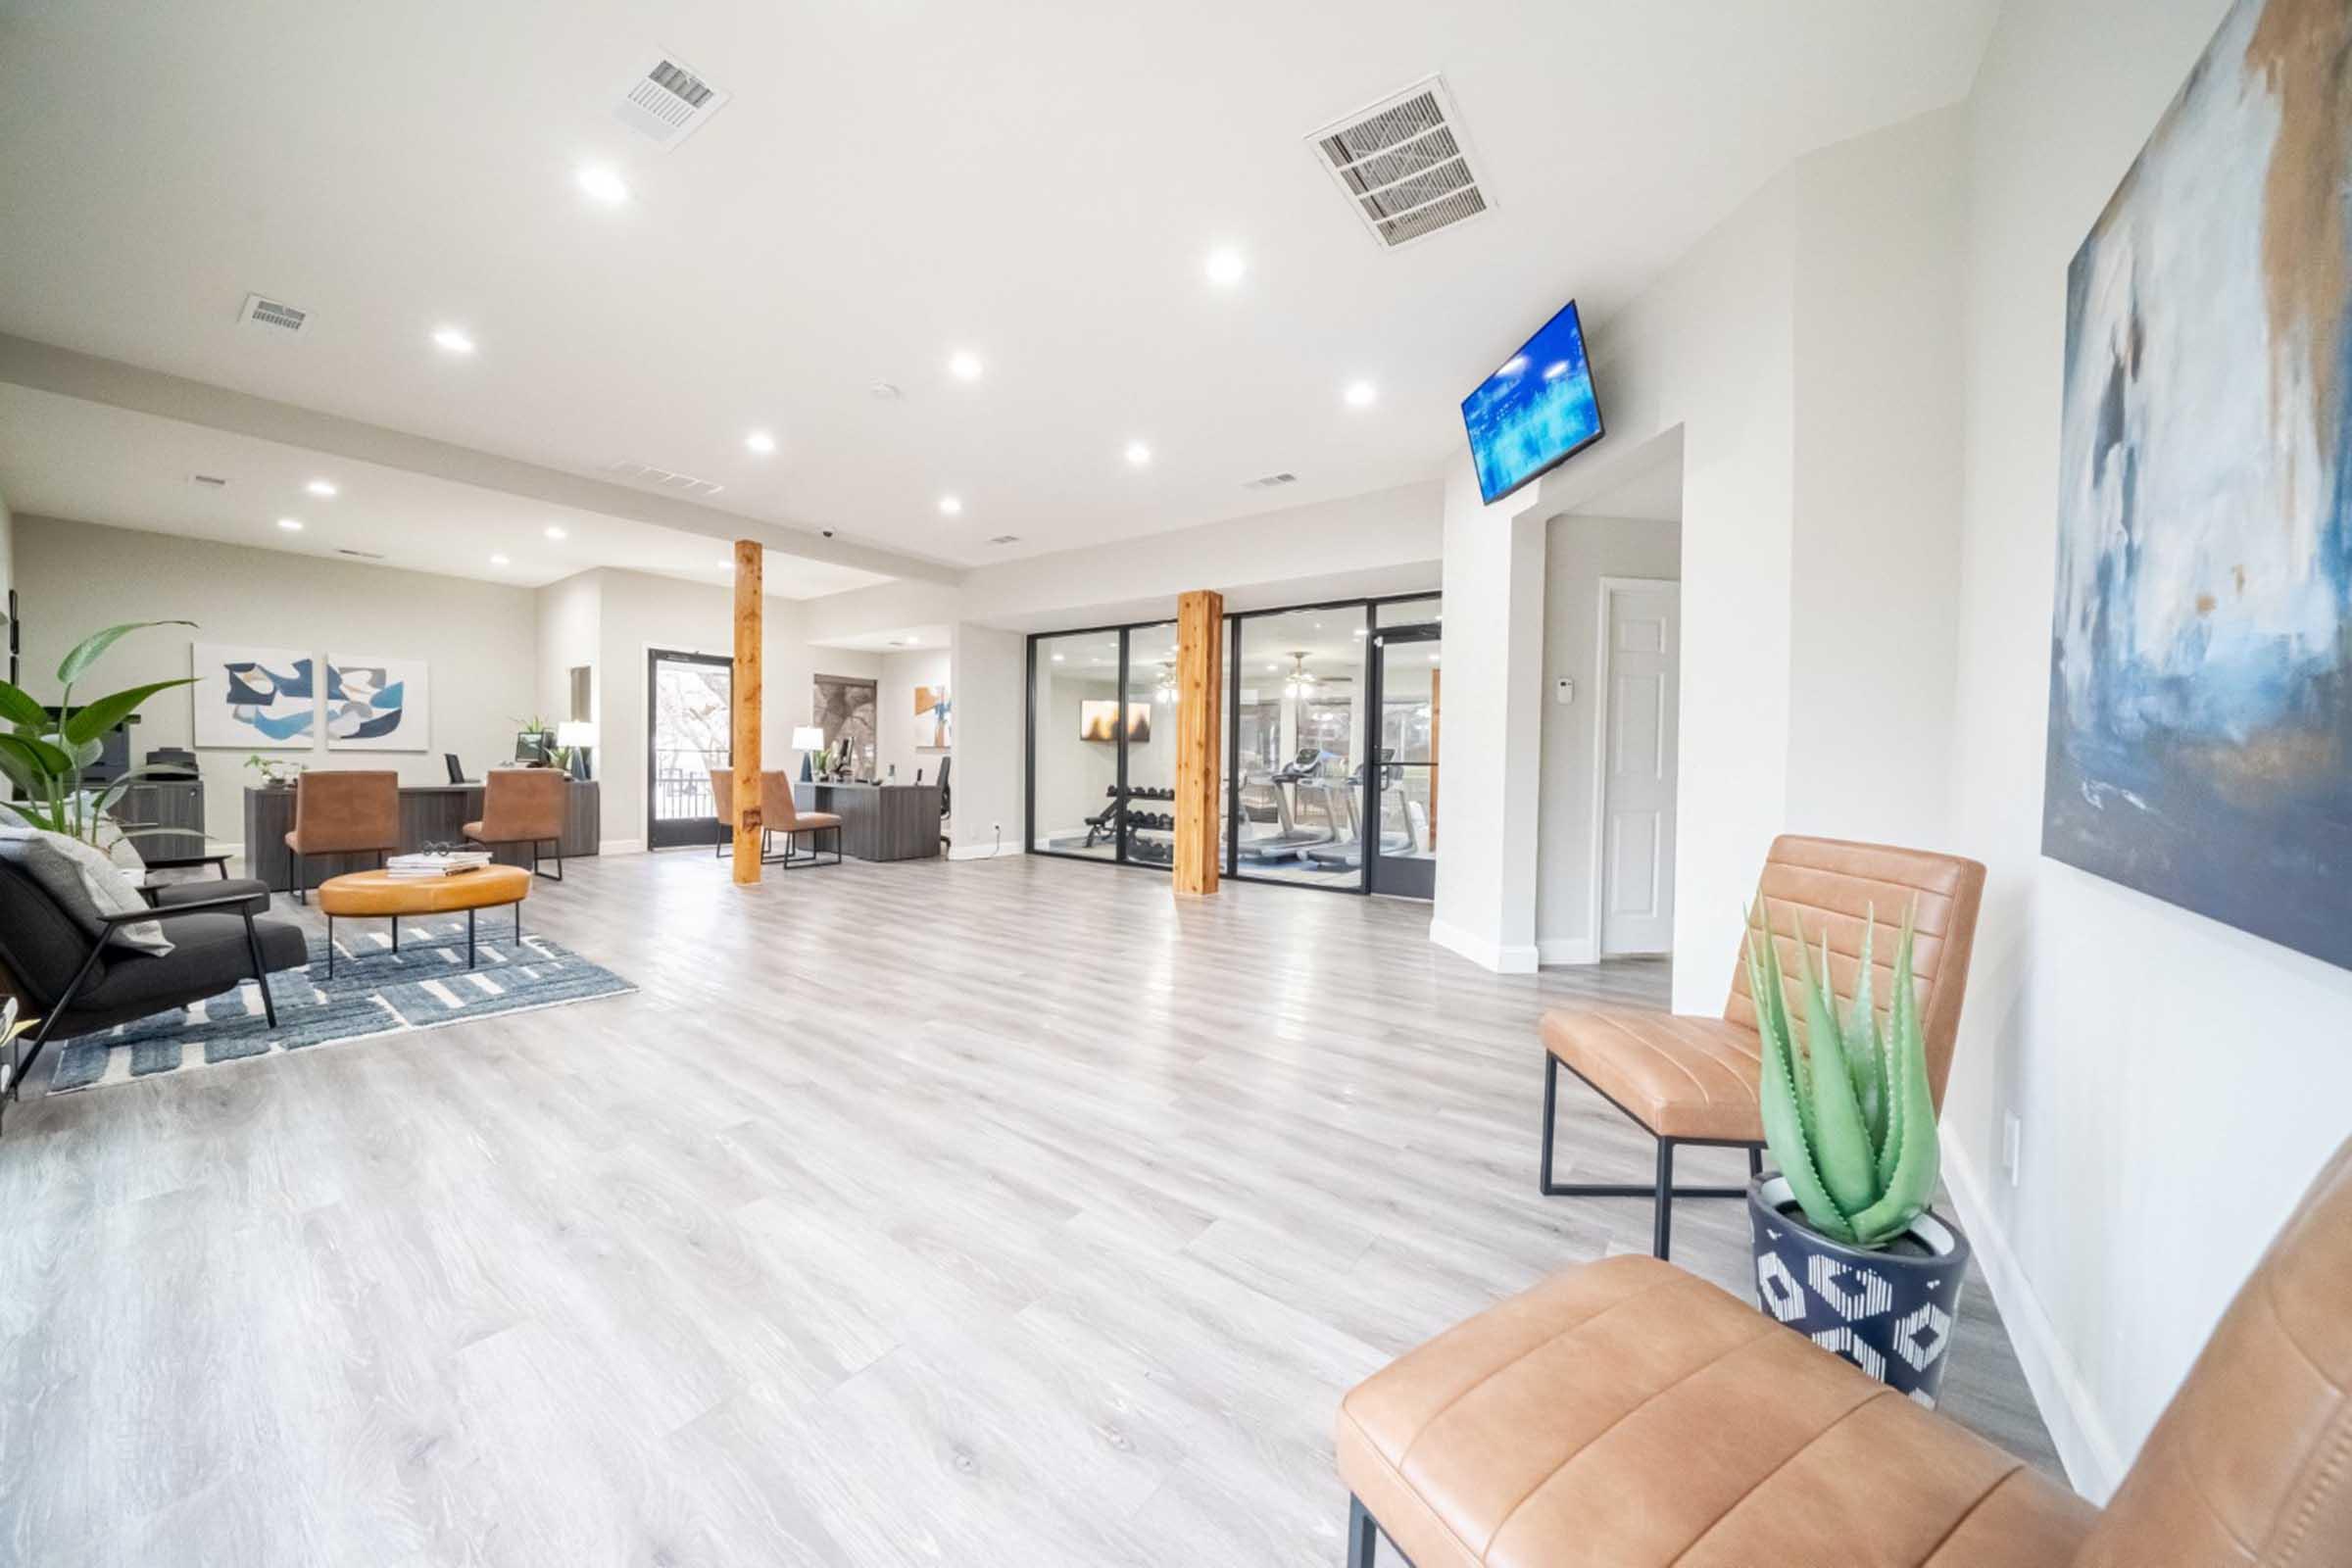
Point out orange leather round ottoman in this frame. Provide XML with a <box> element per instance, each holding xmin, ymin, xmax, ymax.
<box><xmin>317</xmin><ymin>864</ymin><xmax>531</xmax><ymax>974</ymax></box>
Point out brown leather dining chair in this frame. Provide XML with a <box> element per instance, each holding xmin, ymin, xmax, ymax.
<box><xmin>1538</xmin><ymin>834</ymin><xmax>1985</xmax><ymax>1257</ymax></box>
<box><xmin>1338</xmin><ymin>1130</ymin><xmax>2352</xmax><ymax>1568</ymax></box>
<box><xmin>283</xmin><ymin>769</ymin><xmax>400</xmax><ymax>904</ymax></box>
<box><xmin>709</xmin><ymin>767</ymin><xmax>738</xmax><ymax>859</ymax></box>
<box><xmin>761</xmin><ymin>770</ymin><xmax>841</xmax><ymax>868</ymax></box>
<box><xmin>464</xmin><ymin>766</ymin><xmax>571</xmax><ymax>880</ymax></box>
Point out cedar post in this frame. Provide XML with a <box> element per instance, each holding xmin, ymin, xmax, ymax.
<box><xmin>1173</xmin><ymin>589</ymin><xmax>1224</xmax><ymax>896</ymax></box>
<box><xmin>732</xmin><ymin>540</ymin><xmax>763</xmax><ymax>885</ymax></box>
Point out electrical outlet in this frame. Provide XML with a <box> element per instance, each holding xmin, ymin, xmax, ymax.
<box><xmin>2001</xmin><ymin>1111</ymin><xmax>2023</xmax><ymax>1187</ymax></box>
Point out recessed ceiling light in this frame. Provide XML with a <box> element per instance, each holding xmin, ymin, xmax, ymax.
<box><xmin>1429</xmin><ymin>654</ymin><xmax>1441</xmax><ymax>664</ymax></box>
<box><xmin>745</xmin><ymin>429</ymin><xmax>777</xmax><ymax>455</ymax></box>
<box><xmin>1344</xmin><ymin>380</ymin><xmax>1378</xmax><ymax>408</ymax></box>
<box><xmin>714</xmin><ymin>560</ymin><xmax>732</xmax><ymax>570</ymax></box>
<box><xmin>575</xmin><ymin>166</ymin><xmax>629</xmax><ymax>205</ymax></box>
<box><xmin>432</xmin><ymin>326</ymin><xmax>476</xmax><ymax>356</ymax></box>
<box><xmin>276</xmin><ymin>517</ymin><xmax>304</xmax><ymax>532</ymax></box>
<box><xmin>489</xmin><ymin>553</ymin><xmax>511</xmax><ymax>565</ymax></box>
<box><xmin>1051</xmin><ymin>653</ymin><xmax>1065</xmax><ymax>662</ymax></box>
<box><xmin>305</xmin><ymin>479</ymin><xmax>338</xmax><ymax>498</ymax></box>
<box><xmin>947</xmin><ymin>351</ymin><xmax>983</xmax><ymax>382</ymax></box>
<box><xmin>1124</xmin><ymin>441</ymin><xmax>1152</xmax><ymax>466</ymax></box>
<box><xmin>544</xmin><ymin>525</ymin><xmax>567</xmax><ymax>540</ymax></box>
<box><xmin>1352</xmin><ymin>627</ymin><xmax>1368</xmax><ymax>637</ymax></box>
<box><xmin>1264</xmin><ymin>663</ymin><xmax>1278</xmax><ymax>672</ymax></box>
<box><xmin>1204</xmin><ymin>247</ymin><xmax>1247</xmax><ymax>286</ymax></box>
<box><xmin>870</xmin><ymin>380</ymin><xmax>904</xmax><ymax>400</ymax></box>
<box><xmin>938</xmin><ymin>495</ymin><xmax>963</xmax><ymax>515</ymax></box>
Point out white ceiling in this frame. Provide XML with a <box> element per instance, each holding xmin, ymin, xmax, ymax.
<box><xmin>0</xmin><ymin>0</ymin><xmax>1992</xmax><ymax>568</ymax></box>
<box><xmin>0</xmin><ymin>386</ymin><xmax>886</xmax><ymax>597</ymax></box>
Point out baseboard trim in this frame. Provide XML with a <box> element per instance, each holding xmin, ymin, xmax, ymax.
<box><xmin>1537</xmin><ymin>936</ymin><xmax>1598</xmax><ymax>966</ymax></box>
<box><xmin>949</xmin><ymin>840</ymin><xmax>1021</xmax><ymax>861</ymax></box>
<box><xmin>1428</xmin><ymin>917</ymin><xmax>1539</xmax><ymax>975</ymax></box>
<box><xmin>598</xmin><ymin>838</ymin><xmax>644</xmax><ymax>857</ymax></box>
<box><xmin>1939</xmin><ymin>1135</ymin><xmax>2126</xmax><ymax>1500</ymax></box>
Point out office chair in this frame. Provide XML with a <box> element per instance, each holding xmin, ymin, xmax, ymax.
<box><xmin>445</xmin><ymin>754</ymin><xmax>466</xmax><ymax>785</ymax></box>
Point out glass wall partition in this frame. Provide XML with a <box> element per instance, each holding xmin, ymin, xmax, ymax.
<box><xmin>1026</xmin><ymin>592</ymin><xmax>1439</xmax><ymax>896</ymax></box>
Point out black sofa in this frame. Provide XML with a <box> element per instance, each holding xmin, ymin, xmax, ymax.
<box><xmin>0</xmin><ymin>843</ymin><xmax>308</xmax><ymax>1130</ymax></box>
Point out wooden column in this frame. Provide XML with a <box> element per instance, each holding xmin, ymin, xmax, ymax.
<box><xmin>1172</xmin><ymin>589</ymin><xmax>1224</xmax><ymax>896</ymax></box>
<box><xmin>732</xmin><ymin>540</ymin><xmax>763</xmax><ymax>885</ymax></box>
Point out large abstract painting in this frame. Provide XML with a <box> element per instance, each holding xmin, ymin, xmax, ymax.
<box><xmin>325</xmin><ymin>654</ymin><xmax>428</xmax><ymax>751</ymax></box>
<box><xmin>2044</xmin><ymin>0</ymin><xmax>2352</xmax><ymax>969</ymax></box>
<box><xmin>192</xmin><ymin>642</ymin><xmax>315</xmax><ymax>749</ymax></box>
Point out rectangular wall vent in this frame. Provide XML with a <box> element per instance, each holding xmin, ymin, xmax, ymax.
<box><xmin>336</xmin><ymin>548</ymin><xmax>386</xmax><ymax>562</ymax></box>
<box><xmin>1305</xmin><ymin>75</ymin><xmax>1491</xmax><ymax>251</ymax></box>
<box><xmin>236</xmin><ymin>292</ymin><xmax>314</xmax><ymax>337</ymax></box>
<box><xmin>1244</xmin><ymin>471</ymin><xmax>1298</xmax><ymax>490</ymax></box>
<box><xmin>986</xmin><ymin>534</ymin><xmax>1021</xmax><ymax>546</ymax></box>
<box><xmin>612</xmin><ymin>52</ymin><xmax>730</xmax><ymax>149</ymax></box>
<box><xmin>189</xmin><ymin>473</ymin><xmax>230</xmax><ymax>488</ymax></box>
<box><xmin>607</xmin><ymin>459</ymin><xmax>726</xmax><ymax>498</ymax></box>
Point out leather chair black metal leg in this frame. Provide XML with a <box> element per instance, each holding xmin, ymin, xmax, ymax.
<box><xmin>293</xmin><ymin>849</ymin><xmax>306</xmax><ymax>905</ymax></box>
<box><xmin>241</xmin><ymin>910</ymin><xmax>279</xmax><ymax>1028</ymax></box>
<box><xmin>1347</xmin><ymin>1495</ymin><xmax>1381</xmax><ymax>1568</ymax></box>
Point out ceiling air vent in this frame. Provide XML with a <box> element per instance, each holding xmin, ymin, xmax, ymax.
<box><xmin>1244</xmin><ymin>471</ymin><xmax>1298</xmax><ymax>491</ymax></box>
<box><xmin>1305</xmin><ymin>75</ymin><xmax>1491</xmax><ymax>251</ymax></box>
<box><xmin>612</xmin><ymin>52</ymin><xmax>730</xmax><ymax>150</ymax></box>
<box><xmin>607</xmin><ymin>460</ymin><xmax>725</xmax><ymax>499</ymax></box>
<box><xmin>189</xmin><ymin>473</ymin><xmax>230</xmax><ymax>488</ymax></box>
<box><xmin>236</xmin><ymin>292</ymin><xmax>314</xmax><ymax>338</ymax></box>
<box><xmin>986</xmin><ymin>534</ymin><xmax>1020</xmax><ymax>546</ymax></box>
<box><xmin>336</xmin><ymin>548</ymin><xmax>386</xmax><ymax>562</ymax></box>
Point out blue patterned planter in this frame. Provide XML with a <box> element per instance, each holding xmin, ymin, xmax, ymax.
<box><xmin>1747</xmin><ymin>1176</ymin><xmax>1970</xmax><ymax>1406</ymax></box>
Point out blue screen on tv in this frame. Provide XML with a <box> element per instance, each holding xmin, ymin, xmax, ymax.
<box><xmin>1460</xmin><ymin>299</ymin><xmax>1603</xmax><ymax>505</ymax></box>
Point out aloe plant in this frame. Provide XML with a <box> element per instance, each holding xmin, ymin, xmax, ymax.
<box><xmin>0</xmin><ymin>616</ymin><xmax>197</xmax><ymax>851</ymax></box>
<box><xmin>1744</xmin><ymin>897</ymin><xmax>1939</xmax><ymax>1249</ymax></box>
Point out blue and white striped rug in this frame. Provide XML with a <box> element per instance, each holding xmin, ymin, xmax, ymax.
<box><xmin>49</xmin><ymin>919</ymin><xmax>636</xmax><ymax>1093</ymax></box>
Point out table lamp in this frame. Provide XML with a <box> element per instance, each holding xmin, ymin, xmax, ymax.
<box><xmin>793</xmin><ymin>725</ymin><xmax>827</xmax><ymax>782</ymax></box>
<box><xmin>555</xmin><ymin>720</ymin><xmax>597</xmax><ymax>780</ymax></box>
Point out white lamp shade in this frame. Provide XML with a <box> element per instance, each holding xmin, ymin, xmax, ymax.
<box><xmin>555</xmin><ymin>721</ymin><xmax>597</xmax><ymax>747</ymax></box>
<box><xmin>791</xmin><ymin>726</ymin><xmax>827</xmax><ymax>751</ymax></box>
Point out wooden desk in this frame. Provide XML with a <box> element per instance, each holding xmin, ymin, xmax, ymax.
<box><xmin>244</xmin><ymin>779</ymin><xmax>601</xmax><ymax>892</ymax></box>
<box><xmin>793</xmin><ymin>781</ymin><xmax>941</xmax><ymax>861</ymax></box>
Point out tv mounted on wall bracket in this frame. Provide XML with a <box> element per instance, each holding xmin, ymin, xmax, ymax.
<box><xmin>1460</xmin><ymin>297</ymin><xmax>1604</xmax><ymax>506</ymax></box>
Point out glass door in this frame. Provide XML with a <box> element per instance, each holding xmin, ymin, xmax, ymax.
<box><xmin>647</xmin><ymin>648</ymin><xmax>732</xmax><ymax>850</ymax></box>
<box><xmin>1367</xmin><ymin>624</ymin><xmax>1440</xmax><ymax>899</ymax></box>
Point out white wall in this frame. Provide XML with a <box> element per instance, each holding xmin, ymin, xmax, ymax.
<box><xmin>12</xmin><ymin>514</ymin><xmax>538</xmax><ymax>845</ymax></box>
<box><xmin>0</xmin><ymin>486</ymin><xmax>15</xmax><ymax>635</ymax></box>
<box><xmin>534</xmin><ymin>570</ymin><xmax>602</xmax><ymax>736</ymax></box>
<box><xmin>947</xmin><ymin>623</ymin><xmax>1023</xmax><ymax>858</ymax></box>
<box><xmin>874</xmin><ymin>646</ymin><xmax>951</xmax><ymax>787</ymax></box>
<box><xmin>1536</xmin><ymin>514</ymin><xmax>1683</xmax><ymax>963</ymax></box>
<box><xmin>1788</xmin><ymin>105</ymin><xmax>1967</xmax><ymax>846</ymax></box>
<box><xmin>1940</xmin><ymin>0</ymin><xmax>2352</xmax><ymax>1499</ymax></box>
<box><xmin>589</xmin><ymin>568</ymin><xmax>878</xmax><ymax>851</ymax></box>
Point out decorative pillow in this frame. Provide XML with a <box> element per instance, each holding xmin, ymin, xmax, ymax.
<box><xmin>0</xmin><ymin>827</ymin><xmax>172</xmax><ymax>956</ymax></box>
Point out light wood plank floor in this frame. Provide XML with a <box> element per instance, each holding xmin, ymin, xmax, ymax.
<box><xmin>0</xmin><ymin>851</ymin><xmax>2062</xmax><ymax>1566</ymax></box>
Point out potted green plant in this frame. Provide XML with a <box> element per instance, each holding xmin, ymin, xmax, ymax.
<box><xmin>1744</xmin><ymin>898</ymin><xmax>1970</xmax><ymax>1405</ymax></box>
<box><xmin>244</xmin><ymin>753</ymin><xmax>302</xmax><ymax>788</ymax></box>
<box><xmin>0</xmin><ymin>617</ymin><xmax>198</xmax><ymax>853</ymax></box>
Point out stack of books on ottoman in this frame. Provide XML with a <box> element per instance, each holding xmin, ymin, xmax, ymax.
<box><xmin>385</xmin><ymin>850</ymin><xmax>494</xmax><ymax>880</ymax></box>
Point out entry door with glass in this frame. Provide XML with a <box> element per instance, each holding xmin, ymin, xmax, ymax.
<box><xmin>1367</xmin><ymin>624</ymin><xmax>1440</xmax><ymax>899</ymax></box>
<box><xmin>647</xmin><ymin>649</ymin><xmax>732</xmax><ymax>850</ymax></box>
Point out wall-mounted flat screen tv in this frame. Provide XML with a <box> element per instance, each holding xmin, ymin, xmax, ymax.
<box><xmin>1460</xmin><ymin>298</ymin><xmax>1603</xmax><ymax>506</ymax></box>
<box><xmin>1079</xmin><ymin>701</ymin><xmax>1152</xmax><ymax>744</ymax></box>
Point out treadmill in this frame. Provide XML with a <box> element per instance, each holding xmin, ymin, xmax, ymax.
<box><xmin>1299</xmin><ymin>750</ymin><xmax>1415</xmax><ymax>871</ymax></box>
<box><xmin>1235</xmin><ymin>748</ymin><xmax>1338</xmax><ymax>863</ymax></box>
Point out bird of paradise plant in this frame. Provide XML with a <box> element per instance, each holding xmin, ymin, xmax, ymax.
<box><xmin>0</xmin><ymin>615</ymin><xmax>198</xmax><ymax>851</ymax></box>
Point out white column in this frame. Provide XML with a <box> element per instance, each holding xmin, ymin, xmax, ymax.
<box><xmin>947</xmin><ymin>623</ymin><xmax>1025</xmax><ymax>859</ymax></box>
<box><xmin>1429</xmin><ymin>463</ymin><xmax>1550</xmax><ymax>973</ymax></box>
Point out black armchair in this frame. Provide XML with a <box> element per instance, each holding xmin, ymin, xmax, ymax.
<box><xmin>0</xmin><ymin>850</ymin><xmax>308</xmax><ymax>1131</ymax></box>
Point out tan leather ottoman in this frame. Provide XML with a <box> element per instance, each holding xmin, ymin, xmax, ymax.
<box><xmin>1336</xmin><ymin>1255</ymin><xmax>2093</xmax><ymax>1568</ymax></box>
<box><xmin>316</xmin><ymin>864</ymin><xmax>532</xmax><ymax>975</ymax></box>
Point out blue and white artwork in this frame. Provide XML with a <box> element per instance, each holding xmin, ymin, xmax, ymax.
<box><xmin>1460</xmin><ymin>298</ymin><xmax>1603</xmax><ymax>505</ymax></box>
<box><xmin>2043</xmin><ymin>0</ymin><xmax>2352</xmax><ymax>970</ymax></box>
<box><xmin>325</xmin><ymin>654</ymin><xmax>428</xmax><ymax>751</ymax></box>
<box><xmin>192</xmin><ymin>641</ymin><xmax>315</xmax><ymax>749</ymax></box>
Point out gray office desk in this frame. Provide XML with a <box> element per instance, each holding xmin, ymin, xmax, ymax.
<box><xmin>792</xmin><ymin>781</ymin><xmax>941</xmax><ymax>860</ymax></box>
<box><xmin>244</xmin><ymin>780</ymin><xmax>601</xmax><ymax>892</ymax></box>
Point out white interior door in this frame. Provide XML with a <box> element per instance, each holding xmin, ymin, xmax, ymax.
<box><xmin>1600</xmin><ymin>581</ymin><xmax>1681</xmax><ymax>956</ymax></box>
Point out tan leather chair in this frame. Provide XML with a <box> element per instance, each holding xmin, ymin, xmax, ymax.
<box><xmin>464</xmin><ymin>766</ymin><xmax>571</xmax><ymax>880</ymax></box>
<box><xmin>1541</xmin><ymin>835</ymin><xmax>1985</xmax><ymax>1257</ymax></box>
<box><xmin>282</xmin><ymin>769</ymin><xmax>400</xmax><ymax>904</ymax></box>
<box><xmin>761</xmin><ymin>769</ymin><xmax>842</xmax><ymax>868</ymax></box>
<box><xmin>1339</xmin><ymin>1132</ymin><xmax>2352</xmax><ymax>1568</ymax></box>
<box><xmin>709</xmin><ymin>767</ymin><xmax>741</xmax><ymax>859</ymax></box>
